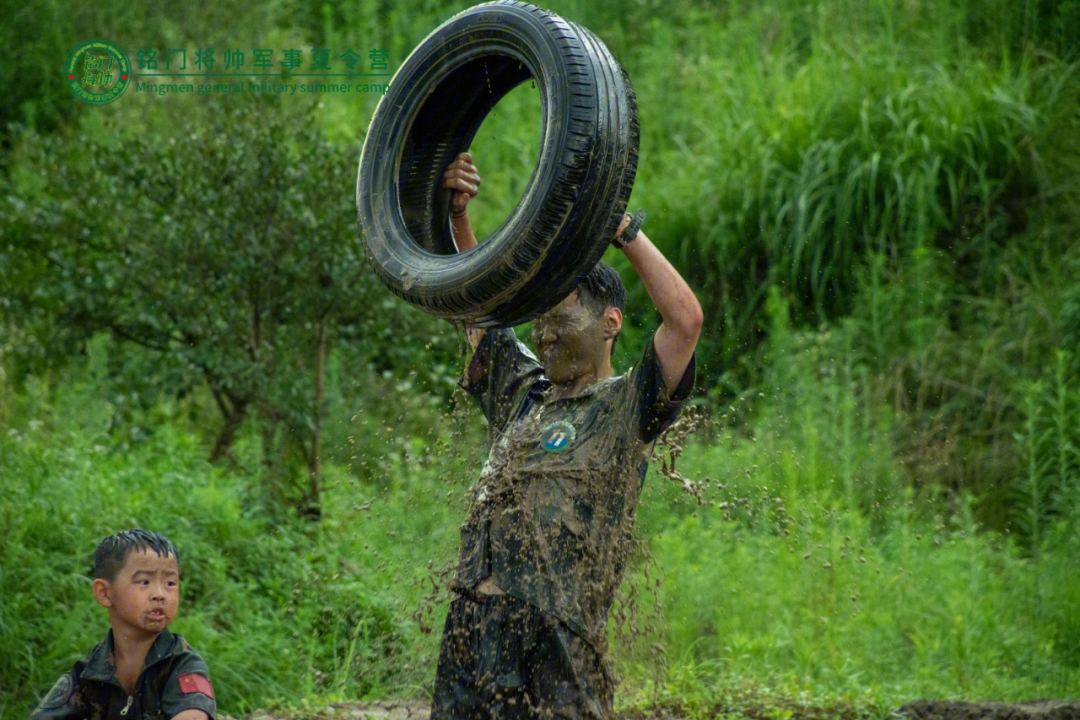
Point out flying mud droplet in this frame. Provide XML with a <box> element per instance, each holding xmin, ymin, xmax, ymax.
<box><xmin>651</xmin><ymin>405</ymin><xmax>709</xmax><ymax>503</ymax></box>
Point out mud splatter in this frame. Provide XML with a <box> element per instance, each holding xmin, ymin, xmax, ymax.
<box><xmin>651</xmin><ymin>404</ymin><xmax>710</xmax><ymax>503</ymax></box>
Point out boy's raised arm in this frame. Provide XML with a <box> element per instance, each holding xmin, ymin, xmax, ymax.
<box><xmin>445</xmin><ymin>152</ymin><xmax>480</xmax><ymax>253</ymax></box>
<box><xmin>443</xmin><ymin>152</ymin><xmax>484</xmax><ymax>350</ymax></box>
<box><xmin>615</xmin><ymin>215</ymin><xmax>703</xmax><ymax>396</ymax></box>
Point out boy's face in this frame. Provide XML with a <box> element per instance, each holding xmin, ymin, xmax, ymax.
<box><xmin>532</xmin><ymin>291</ymin><xmax>619</xmax><ymax>385</ymax></box>
<box><xmin>93</xmin><ymin>549</ymin><xmax>180</xmax><ymax>639</ymax></box>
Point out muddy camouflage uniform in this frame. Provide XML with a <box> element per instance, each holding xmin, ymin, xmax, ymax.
<box><xmin>29</xmin><ymin>630</ymin><xmax>216</xmax><ymax>720</ymax></box>
<box><xmin>432</xmin><ymin>328</ymin><xmax>695</xmax><ymax>720</ymax></box>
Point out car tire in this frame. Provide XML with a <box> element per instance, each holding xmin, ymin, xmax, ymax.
<box><xmin>356</xmin><ymin>0</ymin><xmax>639</xmax><ymax>327</ymax></box>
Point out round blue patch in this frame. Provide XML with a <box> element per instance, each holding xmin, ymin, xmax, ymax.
<box><xmin>541</xmin><ymin>421</ymin><xmax>576</xmax><ymax>452</ymax></box>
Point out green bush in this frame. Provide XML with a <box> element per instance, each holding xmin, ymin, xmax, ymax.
<box><xmin>0</xmin><ymin>355</ymin><xmax>477</xmax><ymax>717</ymax></box>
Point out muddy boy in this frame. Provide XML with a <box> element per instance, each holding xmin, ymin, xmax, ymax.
<box><xmin>30</xmin><ymin>530</ymin><xmax>216</xmax><ymax>720</ymax></box>
<box><xmin>433</xmin><ymin>153</ymin><xmax>702</xmax><ymax>719</ymax></box>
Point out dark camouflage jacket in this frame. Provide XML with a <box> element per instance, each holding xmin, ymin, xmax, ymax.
<box><xmin>453</xmin><ymin>328</ymin><xmax>695</xmax><ymax>651</ymax></box>
<box><xmin>29</xmin><ymin>630</ymin><xmax>216</xmax><ymax>720</ymax></box>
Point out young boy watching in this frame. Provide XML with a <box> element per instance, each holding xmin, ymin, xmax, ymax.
<box><xmin>30</xmin><ymin>529</ymin><xmax>217</xmax><ymax>720</ymax></box>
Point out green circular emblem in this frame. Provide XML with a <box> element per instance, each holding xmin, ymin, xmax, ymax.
<box><xmin>541</xmin><ymin>420</ymin><xmax>576</xmax><ymax>453</ymax></box>
<box><xmin>65</xmin><ymin>38</ymin><xmax>131</xmax><ymax>105</ymax></box>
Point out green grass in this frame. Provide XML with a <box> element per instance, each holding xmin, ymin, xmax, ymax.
<box><xmin>0</xmin><ymin>382</ymin><xmax>461</xmax><ymax>717</ymax></box>
<box><xmin>617</xmin><ymin>295</ymin><xmax>1080</xmax><ymax>708</ymax></box>
<box><xmin>3</xmin><ymin>303</ymin><xmax>1079</xmax><ymax>718</ymax></box>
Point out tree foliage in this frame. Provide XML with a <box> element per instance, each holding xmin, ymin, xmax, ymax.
<box><xmin>2</xmin><ymin>98</ymin><xmax>379</xmax><ymax>515</ymax></box>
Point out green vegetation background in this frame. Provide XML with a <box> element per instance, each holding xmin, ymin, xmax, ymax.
<box><xmin>2</xmin><ymin>0</ymin><xmax>1080</xmax><ymax>718</ymax></box>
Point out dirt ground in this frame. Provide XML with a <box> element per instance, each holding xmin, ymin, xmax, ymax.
<box><xmin>233</xmin><ymin>698</ymin><xmax>1080</xmax><ymax>720</ymax></box>
<box><xmin>897</xmin><ymin>700</ymin><xmax>1080</xmax><ymax>720</ymax></box>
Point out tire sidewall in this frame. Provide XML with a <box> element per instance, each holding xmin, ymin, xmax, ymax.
<box><xmin>358</xmin><ymin>4</ymin><xmax>574</xmax><ymax>300</ymax></box>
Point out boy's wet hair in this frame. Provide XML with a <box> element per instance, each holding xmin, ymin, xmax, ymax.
<box><xmin>93</xmin><ymin>529</ymin><xmax>180</xmax><ymax>581</ymax></box>
<box><xmin>576</xmin><ymin>262</ymin><xmax>626</xmax><ymax>353</ymax></box>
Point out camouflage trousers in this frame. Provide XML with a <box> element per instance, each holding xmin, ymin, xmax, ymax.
<box><xmin>431</xmin><ymin>593</ymin><xmax>613</xmax><ymax>720</ymax></box>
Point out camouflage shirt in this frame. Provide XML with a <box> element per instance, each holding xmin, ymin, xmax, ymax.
<box><xmin>29</xmin><ymin>629</ymin><xmax>216</xmax><ymax>720</ymax></box>
<box><xmin>453</xmin><ymin>328</ymin><xmax>695</xmax><ymax>651</ymax></box>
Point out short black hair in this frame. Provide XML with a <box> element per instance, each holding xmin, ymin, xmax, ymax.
<box><xmin>576</xmin><ymin>262</ymin><xmax>626</xmax><ymax>353</ymax></box>
<box><xmin>93</xmin><ymin>529</ymin><xmax>180</xmax><ymax>582</ymax></box>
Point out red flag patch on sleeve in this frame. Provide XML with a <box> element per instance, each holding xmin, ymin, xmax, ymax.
<box><xmin>178</xmin><ymin>673</ymin><xmax>215</xmax><ymax>699</ymax></box>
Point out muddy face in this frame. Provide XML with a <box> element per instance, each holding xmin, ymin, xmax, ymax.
<box><xmin>102</xmin><ymin>549</ymin><xmax>180</xmax><ymax>638</ymax></box>
<box><xmin>531</xmin><ymin>291</ymin><xmax>610</xmax><ymax>387</ymax></box>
